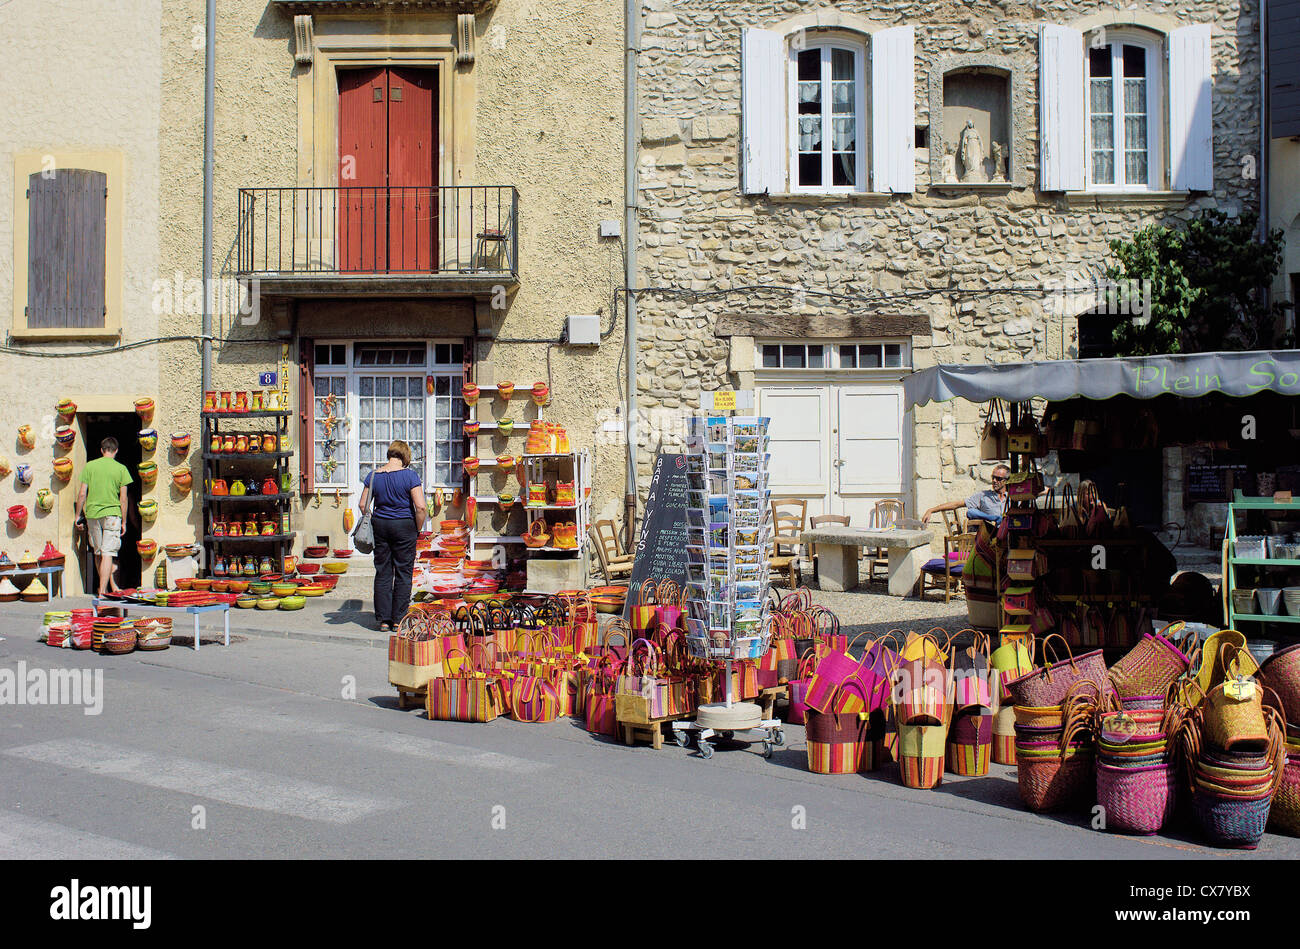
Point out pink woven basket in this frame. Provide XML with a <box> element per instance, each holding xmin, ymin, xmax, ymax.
<box><xmin>1108</xmin><ymin>626</ymin><xmax>1193</xmax><ymax>700</ymax></box>
<box><xmin>1005</xmin><ymin>634</ymin><xmax>1110</xmax><ymax>708</ymax></box>
<box><xmin>1017</xmin><ymin>750</ymin><xmax>1095</xmax><ymax>812</ymax></box>
<box><xmin>1267</xmin><ymin>753</ymin><xmax>1300</xmax><ymax>836</ymax></box>
<box><xmin>1260</xmin><ymin>642</ymin><xmax>1300</xmax><ymax>726</ymax></box>
<box><xmin>1096</xmin><ymin>762</ymin><xmax>1176</xmax><ymax>835</ymax></box>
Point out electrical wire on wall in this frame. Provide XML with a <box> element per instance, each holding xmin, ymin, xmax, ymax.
<box><xmin>0</xmin><ymin>334</ymin><xmax>282</xmax><ymax>358</ymax></box>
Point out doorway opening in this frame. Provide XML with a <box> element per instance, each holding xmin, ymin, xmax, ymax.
<box><xmin>79</xmin><ymin>413</ymin><xmax>144</xmax><ymax>591</ymax></box>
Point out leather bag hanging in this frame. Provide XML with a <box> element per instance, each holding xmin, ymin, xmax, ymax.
<box><xmin>979</xmin><ymin>400</ymin><xmax>1009</xmax><ymax>461</ymax></box>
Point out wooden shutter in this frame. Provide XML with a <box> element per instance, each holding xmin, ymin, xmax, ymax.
<box><xmin>741</xmin><ymin>27</ymin><xmax>784</xmax><ymax>194</ymax></box>
<box><xmin>387</xmin><ymin>67</ymin><xmax>437</xmax><ymax>272</ymax></box>
<box><xmin>871</xmin><ymin>26</ymin><xmax>916</xmax><ymax>194</ymax></box>
<box><xmin>299</xmin><ymin>337</ymin><xmax>315</xmax><ymax>496</ymax></box>
<box><xmin>27</xmin><ymin>169</ymin><xmax>107</xmax><ymax>329</ymax></box>
<box><xmin>338</xmin><ymin>67</ymin><xmax>388</xmax><ymax>272</ymax></box>
<box><xmin>1039</xmin><ymin>25</ymin><xmax>1085</xmax><ymax>191</ymax></box>
<box><xmin>1170</xmin><ymin>23</ymin><xmax>1214</xmax><ymax>191</ymax></box>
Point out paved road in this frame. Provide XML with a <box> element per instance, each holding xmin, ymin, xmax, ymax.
<box><xmin>1</xmin><ymin>618</ymin><xmax>1296</xmax><ymax>860</ymax></box>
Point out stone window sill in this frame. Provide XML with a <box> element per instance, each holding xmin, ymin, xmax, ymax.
<box><xmin>1063</xmin><ymin>190</ymin><xmax>1192</xmax><ymax>208</ymax></box>
<box><xmin>9</xmin><ymin>326</ymin><xmax>121</xmax><ymax>342</ymax></box>
<box><xmin>762</xmin><ymin>192</ymin><xmax>895</xmax><ymax>206</ymax></box>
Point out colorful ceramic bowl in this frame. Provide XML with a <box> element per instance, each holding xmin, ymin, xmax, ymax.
<box><xmin>279</xmin><ymin>596</ymin><xmax>306</xmax><ymax>611</ymax></box>
<box><xmin>191</xmin><ymin>578</ymin><xmax>212</xmax><ymax>591</ymax></box>
<box><xmin>236</xmin><ymin>595</ymin><xmax>259</xmax><ymax>609</ymax></box>
<box><xmin>297</xmin><ymin>584</ymin><xmax>326</xmax><ymax>597</ymax></box>
<box><xmin>255</xmin><ymin>597</ymin><xmax>281</xmax><ymax>610</ymax></box>
<box><xmin>175</xmin><ymin>577</ymin><xmax>194</xmax><ymax>590</ymax></box>
<box><xmin>496</xmin><ymin>382</ymin><xmax>515</xmax><ymax>400</ymax></box>
<box><xmin>226</xmin><ymin>580</ymin><xmax>250</xmax><ymax>594</ymax></box>
<box><xmin>296</xmin><ymin>563</ymin><xmax>321</xmax><ymax>575</ymax></box>
<box><xmin>323</xmin><ymin>562</ymin><xmax>348</xmax><ymax>575</ymax></box>
<box><xmin>333</xmin><ymin>548</ymin><xmax>352</xmax><ymax>558</ymax></box>
<box><xmin>171</xmin><ymin>433</ymin><xmax>191</xmax><ymax>452</ymax></box>
<box><xmin>303</xmin><ymin>545</ymin><xmax>328</xmax><ymax>558</ymax></box>
<box><xmin>248</xmin><ymin>582</ymin><xmax>272</xmax><ymax>596</ymax></box>
<box><xmin>271</xmin><ymin>583</ymin><xmax>297</xmax><ymax>597</ymax></box>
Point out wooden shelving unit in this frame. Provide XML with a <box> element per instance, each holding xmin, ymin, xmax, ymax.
<box><xmin>201</xmin><ymin>410</ymin><xmax>294</xmax><ymax>576</ymax></box>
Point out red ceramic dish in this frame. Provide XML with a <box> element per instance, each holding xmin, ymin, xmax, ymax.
<box><xmin>296</xmin><ymin>563</ymin><xmax>321</xmax><ymax>575</ymax></box>
<box><xmin>303</xmin><ymin>545</ymin><xmax>328</xmax><ymax>558</ymax></box>
<box><xmin>333</xmin><ymin>548</ymin><xmax>353</xmax><ymax>558</ymax></box>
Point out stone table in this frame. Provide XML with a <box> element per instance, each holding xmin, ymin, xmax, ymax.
<box><xmin>800</xmin><ymin>526</ymin><xmax>933</xmax><ymax>596</ymax></box>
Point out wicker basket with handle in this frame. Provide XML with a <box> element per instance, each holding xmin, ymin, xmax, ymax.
<box><xmin>1004</xmin><ymin>633</ymin><xmax>1109</xmax><ymax>708</ymax></box>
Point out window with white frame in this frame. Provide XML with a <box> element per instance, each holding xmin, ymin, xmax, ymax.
<box><xmin>741</xmin><ymin>26</ymin><xmax>916</xmax><ymax>195</ymax></box>
<box><xmin>792</xmin><ymin>43</ymin><xmax>865</xmax><ymax>191</ymax></box>
<box><xmin>1039</xmin><ymin>23</ymin><xmax>1212</xmax><ymax>193</ymax></box>
<box><xmin>1086</xmin><ymin>34</ymin><xmax>1161</xmax><ymax>189</ymax></box>
<box><xmin>758</xmin><ymin>340</ymin><xmax>911</xmax><ymax>370</ymax></box>
<box><xmin>312</xmin><ymin>341</ymin><xmax>464</xmax><ymax>490</ymax></box>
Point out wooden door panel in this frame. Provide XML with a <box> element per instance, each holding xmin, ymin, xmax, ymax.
<box><xmin>387</xmin><ymin>67</ymin><xmax>438</xmax><ymax>271</ymax></box>
<box><xmin>338</xmin><ymin>67</ymin><xmax>387</xmax><ymax>272</ymax></box>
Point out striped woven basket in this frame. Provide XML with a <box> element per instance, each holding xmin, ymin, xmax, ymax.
<box><xmin>1096</xmin><ymin>761</ymin><xmax>1176</xmax><ymax>835</ymax></box>
<box><xmin>897</xmin><ymin>722</ymin><xmax>946</xmax><ymax>789</ymax></box>
<box><xmin>100</xmin><ymin>626</ymin><xmax>137</xmax><ymax>655</ymax></box>
<box><xmin>1267</xmin><ymin>753</ymin><xmax>1300</xmax><ymax>836</ymax></box>
<box><xmin>947</xmin><ymin>711</ymin><xmax>992</xmax><ymax>776</ymax></box>
<box><xmin>1108</xmin><ymin>625</ymin><xmax>1193</xmax><ymax>700</ymax></box>
<box><xmin>1192</xmin><ymin>788</ymin><xmax>1273</xmax><ymax>849</ymax></box>
<box><xmin>1017</xmin><ymin>750</ymin><xmax>1095</xmax><ymax>812</ymax></box>
<box><xmin>992</xmin><ymin>706</ymin><xmax>1017</xmax><ymax>764</ymax></box>
<box><xmin>806</xmin><ymin>739</ymin><xmax>858</xmax><ymax>775</ymax></box>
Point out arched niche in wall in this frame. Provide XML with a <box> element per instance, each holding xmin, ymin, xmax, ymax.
<box><xmin>926</xmin><ymin>54</ymin><xmax>1024</xmax><ymax>191</ymax></box>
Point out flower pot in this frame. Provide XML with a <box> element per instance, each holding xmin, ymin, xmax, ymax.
<box><xmin>496</xmin><ymin>381</ymin><xmax>515</xmax><ymax>400</ymax></box>
<box><xmin>52</xmin><ymin>457</ymin><xmax>73</xmax><ymax>482</ymax></box>
<box><xmin>56</xmin><ymin>398</ymin><xmax>77</xmax><ymax>421</ymax></box>
<box><xmin>138</xmin><ymin>462</ymin><xmax>158</xmax><ymax>486</ymax></box>
<box><xmin>171</xmin><ymin>432</ymin><xmax>190</xmax><ymax>453</ymax></box>
<box><xmin>462</xmin><ymin>382</ymin><xmax>480</xmax><ymax>406</ymax></box>
<box><xmin>463</xmin><ymin>457</ymin><xmax>479</xmax><ymax>476</ymax></box>
<box><xmin>134</xmin><ymin>397</ymin><xmax>155</xmax><ymax>424</ymax></box>
<box><xmin>17</xmin><ymin>425</ymin><xmax>36</xmax><ymax>450</ymax></box>
<box><xmin>464</xmin><ymin>421</ymin><xmax>480</xmax><ymax>437</ymax></box>
<box><xmin>55</xmin><ymin>426</ymin><xmax>76</xmax><ymax>449</ymax></box>
<box><xmin>172</xmin><ymin>469</ymin><xmax>193</xmax><ymax>493</ymax></box>
<box><xmin>137</xmin><ymin>540</ymin><xmax>158</xmax><ymax>559</ymax></box>
<box><xmin>16</xmin><ymin>465</ymin><xmax>33</xmax><ymax>486</ymax></box>
<box><xmin>497</xmin><ymin>418</ymin><xmax>514</xmax><ymax>435</ymax></box>
<box><xmin>531</xmin><ymin>382</ymin><xmax>549</xmax><ymax>406</ymax></box>
<box><xmin>35</xmin><ymin>489</ymin><xmax>53</xmax><ymax>513</ymax></box>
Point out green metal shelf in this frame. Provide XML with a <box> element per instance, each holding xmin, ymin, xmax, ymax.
<box><xmin>1231</xmin><ymin>558</ymin><xmax>1300</xmax><ymax>567</ymax></box>
<box><xmin>1232</xmin><ymin>613</ymin><xmax>1300</xmax><ymax>624</ymax></box>
<box><xmin>1230</xmin><ymin>490</ymin><xmax>1300</xmax><ymax>510</ymax></box>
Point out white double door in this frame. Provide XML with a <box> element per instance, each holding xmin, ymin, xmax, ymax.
<box><xmin>758</xmin><ymin>383</ymin><xmax>909</xmax><ymax>526</ymax></box>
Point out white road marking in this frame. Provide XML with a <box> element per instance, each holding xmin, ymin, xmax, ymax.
<box><xmin>0</xmin><ymin>811</ymin><xmax>176</xmax><ymax>860</ymax></box>
<box><xmin>4</xmin><ymin>739</ymin><xmax>399</xmax><ymax>824</ymax></box>
<box><xmin>215</xmin><ymin>707</ymin><xmax>551</xmax><ymax>774</ymax></box>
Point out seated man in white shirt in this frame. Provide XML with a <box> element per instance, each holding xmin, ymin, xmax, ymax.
<box><xmin>922</xmin><ymin>464</ymin><xmax>1010</xmax><ymax>529</ymax></box>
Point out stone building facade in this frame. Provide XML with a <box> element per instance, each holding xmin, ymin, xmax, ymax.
<box><xmin>632</xmin><ymin>0</ymin><xmax>1263</xmax><ymax>530</ymax></box>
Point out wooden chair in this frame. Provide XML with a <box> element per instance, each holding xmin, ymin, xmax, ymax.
<box><xmin>769</xmin><ymin>499</ymin><xmax>807</xmax><ymax>589</ymax></box>
<box><xmin>867</xmin><ymin>499</ymin><xmax>905</xmax><ymax>584</ymax></box>
<box><xmin>589</xmin><ymin>519</ymin><xmax>633</xmax><ymax>584</ymax></box>
<box><xmin>940</xmin><ymin>507</ymin><xmax>966</xmax><ymax>537</ymax></box>
<box><xmin>808</xmin><ymin>513</ymin><xmax>849</xmax><ymax>583</ymax></box>
<box><xmin>917</xmin><ymin>531</ymin><xmax>976</xmax><ymax>602</ymax></box>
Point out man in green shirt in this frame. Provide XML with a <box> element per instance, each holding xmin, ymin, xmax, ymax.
<box><xmin>75</xmin><ymin>437</ymin><xmax>134</xmax><ymax>597</ymax></box>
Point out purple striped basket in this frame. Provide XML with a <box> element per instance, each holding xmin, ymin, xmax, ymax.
<box><xmin>1268</xmin><ymin>754</ymin><xmax>1300</xmax><ymax>836</ymax></box>
<box><xmin>1096</xmin><ymin>762</ymin><xmax>1176</xmax><ymax>835</ymax></box>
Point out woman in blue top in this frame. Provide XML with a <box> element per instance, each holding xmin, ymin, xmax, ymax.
<box><xmin>357</xmin><ymin>440</ymin><xmax>428</xmax><ymax>631</ymax></box>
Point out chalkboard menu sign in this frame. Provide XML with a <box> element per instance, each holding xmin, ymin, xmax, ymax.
<box><xmin>1187</xmin><ymin>464</ymin><xmax>1248</xmax><ymax>502</ymax></box>
<box><xmin>622</xmin><ymin>452</ymin><xmax>690</xmax><ymax>617</ymax></box>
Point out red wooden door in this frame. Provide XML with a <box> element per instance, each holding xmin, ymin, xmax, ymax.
<box><xmin>387</xmin><ymin>67</ymin><xmax>437</xmax><ymax>271</ymax></box>
<box><xmin>337</xmin><ymin>66</ymin><xmax>437</xmax><ymax>273</ymax></box>
<box><xmin>338</xmin><ymin>67</ymin><xmax>387</xmax><ymax>272</ymax></box>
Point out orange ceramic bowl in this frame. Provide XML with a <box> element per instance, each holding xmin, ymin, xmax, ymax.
<box><xmin>226</xmin><ymin>580</ymin><xmax>250</xmax><ymax>593</ymax></box>
<box><xmin>191</xmin><ymin>578</ymin><xmax>212</xmax><ymax>591</ymax></box>
<box><xmin>175</xmin><ymin>577</ymin><xmax>194</xmax><ymax>590</ymax></box>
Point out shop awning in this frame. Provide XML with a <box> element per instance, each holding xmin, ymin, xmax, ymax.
<box><xmin>904</xmin><ymin>350</ymin><xmax>1300</xmax><ymax>407</ymax></box>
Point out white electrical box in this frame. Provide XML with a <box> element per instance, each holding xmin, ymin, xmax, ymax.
<box><xmin>599</xmin><ymin>219</ymin><xmax>621</xmax><ymax>239</ymax></box>
<box><xmin>566</xmin><ymin>314</ymin><xmax>601</xmax><ymax>346</ymax></box>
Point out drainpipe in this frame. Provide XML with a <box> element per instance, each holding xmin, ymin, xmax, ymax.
<box><xmin>201</xmin><ymin>0</ymin><xmax>216</xmax><ymax>394</ymax></box>
<box><xmin>623</xmin><ymin>0</ymin><xmax>640</xmax><ymax>551</ymax></box>
<box><xmin>1261</xmin><ymin>0</ymin><xmax>1270</xmax><ymax>240</ymax></box>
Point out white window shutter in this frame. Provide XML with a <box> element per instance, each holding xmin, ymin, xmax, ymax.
<box><xmin>1170</xmin><ymin>23</ymin><xmax>1214</xmax><ymax>191</ymax></box>
<box><xmin>741</xmin><ymin>27</ymin><xmax>784</xmax><ymax>194</ymax></box>
<box><xmin>1039</xmin><ymin>24</ymin><xmax>1085</xmax><ymax>191</ymax></box>
<box><xmin>871</xmin><ymin>26</ymin><xmax>915</xmax><ymax>193</ymax></box>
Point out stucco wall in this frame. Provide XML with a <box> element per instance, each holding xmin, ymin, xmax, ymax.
<box><xmin>633</xmin><ymin>0</ymin><xmax>1265</xmax><ymax>523</ymax></box>
<box><xmin>0</xmin><ymin>0</ymin><xmax>164</xmax><ymax>591</ymax></box>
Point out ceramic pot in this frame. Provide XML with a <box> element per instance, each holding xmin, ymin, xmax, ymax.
<box><xmin>35</xmin><ymin>489</ymin><xmax>53</xmax><ymax>513</ymax></box>
<box><xmin>497</xmin><ymin>418</ymin><xmax>514</xmax><ymax>435</ymax></box>
<box><xmin>463</xmin><ymin>457</ymin><xmax>480</xmax><ymax>476</ymax></box>
<box><xmin>138</xmin><ymin>429</ymin><xmax>157</xmax><ymax>452</ymax></box>
<box><xmin>262</xmin><ymin>434</ymin><xmax>278</xmax><ymax>453</ymax></box>
<box><xmin>138</xmin><ymin>499</ymin><xmax>157</xmax><ymax>522</ymax></box>
<box><xmin>138</xmin><ymin>462</ymin><xmax>158</xmax><ymax>486</ymax></box>
<box><xmin>262</xmin><ymin>477</ymin><xmax>278</xmax><ymax>496</ymax></box>
<box><xmin>172</xmin><ymin>469</ymin><xmax>193</xmax><ymax>492</ymax></box>
<box><xmin>171</xmin><ymin>432</ymin><xmax>190</xmax><ymax>453</ymax></box>
<box><xmin>531</xmin><ymin>382</ymin><xmax>550</xmax><ymax>406</ymax></box>
<box><xmin>233</xmin><ymin>392</ymin><xmax>249</xmax><ymax>412</ymax></box>
<box><xmin>464</xmin><ymin>421</ymin><xmax>480</xmax><ymax>437</ymax></box>
<box><xmin>55</xmin><ymin>426</ymin><xmax>76</xmax><ymax>449</ymax></box>
<box><xmin>17</xmin><ymin>425</ymin><xmax>36</xmax><ymax>450</ymax></box>
<box><xmin>462</xmin><ymin>382</ymin><xmax>480</xmax><ymax>406</ymax></box>
<box><xmin>496</xmin><ymin>381</ymin><xmax>515</xmax><ymax>400</ymax></box>
<box><xmin>16</xmin><ymin>464</ymin><xmax>33</xmax><ymax>486</ymax></box>
<box><xmin>134</xmin><ymin>398</ymin><xmax>155</xmax><ymax>424</ymax></box>
<box><xmin>234</xmin><ymin>435</ymin><xmax>249</xmax><ymax>453</ymax></box>
<box><xmin>52</xmin><ymin>457</ymin><xmax>73</xmax><ymax>481</ymax></box>
<box><xmin>7</xmin><ymin>505</ymin><xmax>28</xmax><ymax>530</ymax></box>
<box><xmin>56</xmin><ymin>398</ymin><xmax>77</xmax><ymax>421</ymax></box>
<box><xmin>210</xmin><ymin>479</ymin><xmax>228</xmax><ymax>496</ymax></box>
<box><xmin>136</xmin><ymin>540</ymin><xmax>157</xmax><ymax>559</ymax></box>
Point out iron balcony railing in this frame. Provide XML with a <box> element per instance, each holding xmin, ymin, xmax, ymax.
<box><xmin>235</xmin><ymin>185</ymin><xmax>518</xmax><ymax>277</ymax></box>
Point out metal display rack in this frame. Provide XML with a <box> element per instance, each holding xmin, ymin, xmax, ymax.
<box><xmin>200</xmin><ymin>410</ymin><xmax>295</xmax><ymax>576</ymax></box>
<box><xmin>673</xmin><ymin>393</ymin><xmax>784</xmax><ymax>759</ymax></box>
<box><xmin>465</xmin><ymin>385</ymin><xmax>590</xmax><ymax>557</ymax></box>
<box><xmin>1224</xmin><ymin>490</ymin><xmax>1300</xmax><ymax>636</ymax></box>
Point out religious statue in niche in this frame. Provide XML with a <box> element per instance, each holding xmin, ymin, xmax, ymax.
<box><xmin>957</xmin><ymin>120</ymin><xmax>987</xmax><ymax>183</ymax></box>
<box><xmin>991</xmin><ymin>141</ymin><xmax>1008</xmax><ymax>182</ymax></box>
<box><xmin>941</xmin><ymin>141</ymin><xmax>958</xmax><ymax>183</ymax></box>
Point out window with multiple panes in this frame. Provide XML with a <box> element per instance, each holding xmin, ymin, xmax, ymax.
<box><xmin>791</xmin><ymin>43</ymin><xmax>865</xmax><ymax>191</ymax></box>
<box><xmin>1086</xmin><ymin>36</ymin><xmax>1160</xmax><ymax>189</ymax></box>
<box><xmin>759</xmin><ymin>341</ymin><xmax>911</xmax><ymax>370</ymax></box>
<box><xmin>311</xmin><ymin>341</ymin><xmax>464</xmax><ymax>490</ymax></box>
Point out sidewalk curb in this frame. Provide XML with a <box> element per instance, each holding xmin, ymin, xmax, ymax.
<box><xmin>225</xmin><ymin>623</ymin><xmax>389</xmax><ymax>649</ymax></box>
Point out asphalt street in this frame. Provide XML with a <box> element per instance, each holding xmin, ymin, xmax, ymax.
<box><xmin>1</xmin><ymin>615</ymin><xmax>1297</xmax><ymax>860</ymax></box>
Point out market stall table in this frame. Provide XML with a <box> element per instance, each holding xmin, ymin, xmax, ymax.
<box><xmin>799</xmin><ymin>526</ymin><xmax>933</xmax><ymax>595</ymax></box>
<box><xmin>6</xmin><ymin>565</ymin><xmax>66</xmax><ymax>597</ymax></box>
<box><xmin>91</xmin><ymin>598</ymin><xmax>231</xmax><ymax>652</ymax></box>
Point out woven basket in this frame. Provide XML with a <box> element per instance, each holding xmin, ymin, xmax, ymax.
<box><xmin>1017</xmin><ymin>750</ymin><xmax>1094</xmax><ymax>812</ymax></box>
<box><xmin>100</xmin><ymin>627</ymin><xmax>136</xmax><ymax>655</ymax></box>
<box><xmin>1109</xmin><ymin>627</ymin><xmax>1192</xmax><ymax>700</ymax></box>
<box><xmin>1192</xmin><ymin>787</ymin><xmax>1273</xmax><ymax>849</ymax></box>
<box><xmin>1121</xmin><ymin>694</ymin><xmax>1168</xmax><ymax>711</ymax></box>
<box><xmin>946</xmin><ymin>712</ymin><xmax>992</xmax><ymax>776</ymax></box>
<box><xmin>897</xmin><ymin>722</ymin><xmax>946</xmax><ymax>789</ymax></box>
<box><xmin>1204</xmin><ymin>680</ymin><xmax>1270</xmax><ymax>754</ymax></box>
<box><xmin>992</xmin><ymin>705</ymin><xmax>1017</xmax><ymax>764</ymax></box>
<box><xmin>1096</xmin><ymin>761</ymin><xmax>1176</xmax><ymax>835</ymax></box>
<box><xmin>1267</xmin><ymin>754</ymin><xmax>1300</xmax><ymax>836</ymax></box>
<box><xmin>1005</xmin><ymin>634</ymin><xmax>1110</xmax><ymax>708</ymax></box>
<box><xmin>1013</xmin><ymin>704</ymin><xmax>1066</xmax><ymax>728</ymax></box>
<box><xmin>806</xmin><ymin>739</ymin><xmax>859</xmax><ymax>775</ymax></box>
<box><xmin>805</xmin><ymin>708</ymin><xmax>865</xmax><ymax>775</ymax></box>
<box><xmin>1260</xmin><ymin>642</ymin><xmax>1300</xmax><ymax>726</ymax></box>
